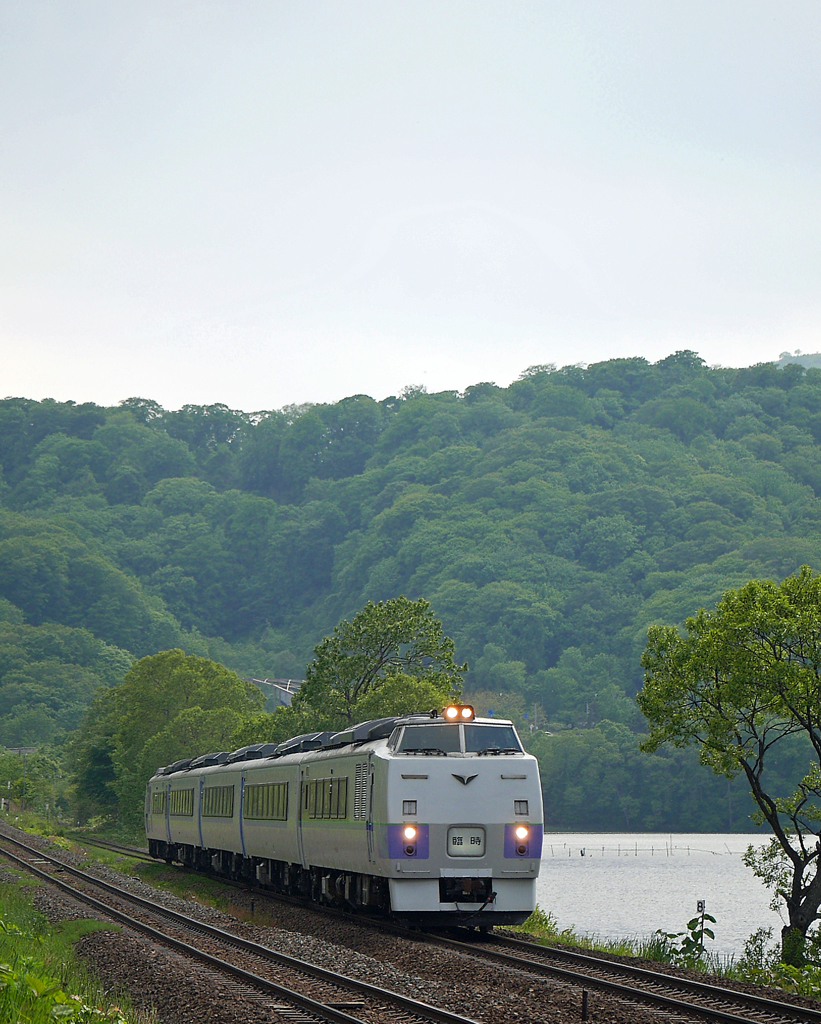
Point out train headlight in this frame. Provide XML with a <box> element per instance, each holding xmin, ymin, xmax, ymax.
<box><xmin>403</xmin><ymin>822</ymin><xmax>418</xmax><ymax>856</ymax></box>
<box><xmin>443</xmin><ymin>704</ymin><xmax>474</xmax><ymax>721</ymax></box>
<box><xmin>514</xmin><ymin>825</ymin><xmax>529</xmax><ymax>841</ymax></box>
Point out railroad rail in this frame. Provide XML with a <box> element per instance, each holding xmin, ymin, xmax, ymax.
<box><xmin>0</xmin><ymin>829</ymin><xmax>482</xmax><ymax>1024</ymax></box>
<box><xmin>427</xmin><ymin>930</ymin><xmax>821</xmax><ymax>1024</ymax></box>
<box><xmin>17</xmin><ymin>826</ymin><xmax>821</xmax><ymax>1024</ymax></box>
<box><xmin>68</xmin><ymin>833</ymin><xmax>153</xmax><ymax>861</ymax></box>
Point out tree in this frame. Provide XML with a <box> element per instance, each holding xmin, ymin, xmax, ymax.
<box><xmin>295</xmin><ymin>597</ymin><xmax>465</xmax><ymax>728</ymax></box>
<box><xmin>638</xmin><ymin>566</ymin><xmax>821</xmax><ymax>964</ymax></box>
<box><xmin>114</xmin><ymin>649</ymin><xmax>264</xmax><ymax>764</ymax></box>
<box><xmin>74</xmin><ymin>649</ymin><xmax>265</xmax><ymax>827</ymax></box>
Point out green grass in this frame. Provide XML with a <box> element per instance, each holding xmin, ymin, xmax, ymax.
<box><xmin>515</xmin><ymin>905</ymin><xmax>688</xmax><ymax>961</ymax></box>
<box><xmin>516</xmin><ymin>906</ymin><xmax>821</xmax><ymax>999</ymax></box>
<box><xmin>0</xmin><ymin>869</ymin><xmax>151</xmax><ymax>1023</ymax></box>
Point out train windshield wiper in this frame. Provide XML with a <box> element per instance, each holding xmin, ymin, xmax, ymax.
<box><xmin>401</xmin><ymin>747</ymin><xmax>447</xmax><ymax>756</ymax></box>
<box><xmin>476</xmin><ymin>747</ymin><xmax>521</xmax><ymax>756</ymax></box>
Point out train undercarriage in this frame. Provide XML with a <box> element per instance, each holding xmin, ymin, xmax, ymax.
<box><xmin>147</xmin><ymin>837</ymin><xmax>500</xmax><ymax>929</ymax></box>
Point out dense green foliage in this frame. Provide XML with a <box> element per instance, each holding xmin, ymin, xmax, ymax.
<box><xmin>71</xmin><ymin>650</ymin><xmax>264</xmax><ymax>827</ymax></box>
<box><xmin>298</xmin><ymin>596</ymin><xmax>464</xmax><ymax>725</ymax></box>
<box><xmin>4</xmin><ymin>352</ymin><xmax>821</xmax><ymax>828</ymax></box>
<box><xmin>232</xmin><ymin>597</ymin><xmax>463</xmax><ymax>745</ymax></box>
<box><xmin>639</xmin><ymin>567</ymin><xmax>821</xmax><ymax>962</ymax></box>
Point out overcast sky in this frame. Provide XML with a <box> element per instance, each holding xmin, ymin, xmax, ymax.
<box><xmin>2</xmin><ymin>1</ymin><xmax>819</xmax><ymax>412</ymax></box>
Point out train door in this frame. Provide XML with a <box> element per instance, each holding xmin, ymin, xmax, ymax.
<box><xmin>366</xmin><ymin>756</ymin><xmax>376</xmax><ymax>864</ymax></box>
<box><xmin>197</xmin><ymin>778</ymin><xmax>204</xmax><ymax>849</ymax></box>
<box><xmin>164</xmin><ymin>782</ymin><xmax>171</xmax><ymax>845</ymax></box>
<box><xmin>296</xmin><ymin>768</ymin><xmax>307</xmax><ymax>868</ymax></box>
<box><xmin>239</xmin><ymin>773</ymin><xmax>247</xmax><ymax>858</ymax></box>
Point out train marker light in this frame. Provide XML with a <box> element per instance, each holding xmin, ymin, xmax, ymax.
<box><xmin>514</xmin><ymin>825</ymin><xmax>529</xmax><ymax>841</ymax></box>
<box><xmin>403</xmin><ymin>825</ymin><xmax>418</xmax><ymax>841</ymax></box>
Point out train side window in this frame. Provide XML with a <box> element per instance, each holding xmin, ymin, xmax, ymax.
<box><xmin>151</xmin><ymin>791</ymin><xmax>166</xmax><ymax>815</ymax></box>
<box><xmin>244</xmin><ymin>782</ymin><xmax>288</xmax><ymax>820</ymax></box>
<box><xmin>169</xmin><ymin>788</ymin><xmax>194</xmax><ymax>816</ymax></box>
<box><xmin>306</xmin><ymin>777</ymin><xmax>348</xmax><ymax>819</ymax></box>
<box><xmin>202</xmin><ymin>784</ymin><xmax>235</xmax><ymax>818</ymax></box>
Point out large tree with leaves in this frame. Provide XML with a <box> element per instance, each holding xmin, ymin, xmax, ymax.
<box><xmin>71</xmin><ymin>649</ymin><xmax>264</xmax><ymax>827</ymax></box>
<box><xmin>294</xmin><ymin>596</ymin><xmax>465</xmax><ymax>729</ymax></box>
<box><xmin>638</xmin><ymin>567</ymin><xmax>821</xmax><ymax>964</ymax></box>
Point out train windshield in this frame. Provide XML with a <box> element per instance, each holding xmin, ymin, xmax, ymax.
<box><xmin>463</xmin><ymin>724</ymin><xmax>522</xmax><ymax>754</ymax></box>
<box><xmin>396</xmin><ymin>724</ymin><xmax>463</xmax><ymax>755</ymax></box>
<box><xmin>395</xmin><ymin>723</ymin><xmax>523</xmax><ymax>755</ymax></box>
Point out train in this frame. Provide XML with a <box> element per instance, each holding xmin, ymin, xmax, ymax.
<box><xmin>145</xmin><ymin>705</ymin><xmax>543</xmax><ymax>928</ymax></box>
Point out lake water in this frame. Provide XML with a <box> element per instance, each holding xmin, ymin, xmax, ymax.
<box><xmin>535</xmin><ymin>833</ymin><xmax>782</xmax><ymax>958</ymax></box>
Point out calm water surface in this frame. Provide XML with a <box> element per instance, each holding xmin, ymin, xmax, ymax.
<box><xmin>535</xmin><ymin>833</ymin><xmax>781</xmax><ymax>958</ymax></box>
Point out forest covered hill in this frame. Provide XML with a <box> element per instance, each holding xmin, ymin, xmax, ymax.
<box><xmin>3</xmin><ymin>351</ymin><xmax>821</xmax><ymax>829</ymax></box>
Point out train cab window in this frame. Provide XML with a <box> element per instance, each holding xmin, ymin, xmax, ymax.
<box><xmin>396</xmin><ymin>724</ymin><xmax>462</xmax><ymax>755</ymax></box>
<box><xmin>463</xmin><ymin>724</ymin><xmax>522</xmax><ymax>755</ymax></box>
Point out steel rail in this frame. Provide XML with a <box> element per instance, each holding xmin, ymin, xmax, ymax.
<box><xmin>69</xmin><ymin>834</ymin><xmax>153</xmax><ymax>861</ymax></box>
<box><xmin>0</xmin><ymin>832</ymin><xmax>482</xmax><ymax>1024</ymax></box>
<box><xmin>420</xmin><ymin>929</ymin><xmax>819</xmax><ymax>1024</ymax></box>
<box><xmin>486</xmin><ymin>933</ymin><xmax>821</xmax><ymax>1023</ymax></box>
<box><xmin>0</xmin><ymin>840</ymin><xmax>363</xmax><ymax>1024</ymax></box>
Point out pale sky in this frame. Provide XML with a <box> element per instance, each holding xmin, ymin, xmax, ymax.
<box><xmin>2</xmin><ymin>1</ymin><xmax>819</xmax><ymax>412</ymax></box>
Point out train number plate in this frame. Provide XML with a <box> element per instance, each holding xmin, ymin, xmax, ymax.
<box><xmin>447</xmin><ymin>826</ymin><xmax>485</xmax><ymax>857</ymax></box>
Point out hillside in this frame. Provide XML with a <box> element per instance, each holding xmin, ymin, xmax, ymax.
<box><xmin>3</xmin><ymin>351</ymin><xmax>820</xmax><ymax>828</ymax></box>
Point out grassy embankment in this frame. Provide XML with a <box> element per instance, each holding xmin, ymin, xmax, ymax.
<box><xmin>517</xmin><ymin>905</ymin><xmax>821</xmax><ymax>999</ymax></box>
<box><xmin>0</xmin><ymin>863</ymin><xmax>148</xmax><ymax>1023</ymax></box>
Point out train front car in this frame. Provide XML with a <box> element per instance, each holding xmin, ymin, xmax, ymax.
<box><xmin>145</xmin><ymin>706</ymin><xmax>543</xmax><ymax>931</ymax></box>
<box><xmin>376</xmin><ymin>706</ymin><xmax>543</xmax><ymax>928</ymax></box>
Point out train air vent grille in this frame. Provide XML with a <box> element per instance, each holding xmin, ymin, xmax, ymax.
<box><xmin>354</xmin><ymin>762</ymin><xmax>369</xmax><ymax>820</ymax></box>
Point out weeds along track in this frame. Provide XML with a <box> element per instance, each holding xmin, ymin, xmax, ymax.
<box><xmin>4</xmin><ymin>823</ymin><xmax>820</xmax><ymax>1024</ymax></box>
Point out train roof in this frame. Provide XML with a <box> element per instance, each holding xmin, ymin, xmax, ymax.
<box><xmin>153</xmin><ymin>709</ymin><xmax>515</xmax><ymax>776</ymax></box>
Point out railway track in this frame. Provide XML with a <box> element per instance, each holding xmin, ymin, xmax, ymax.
<box><xmin>0</xmin><ymin>829</ymin><xmax>481</xmax><ymax>1024</ymax></box>
<box><xmin>433</xmin><ymin>931</ymin><xmax>821</xmax><ymax>1024</ymax></box>
<box><xmin>23</xmin><ymin>827</ymin><xmax>821</xmax><ymax>1024</ymax></box>
<box><xmin>68</xmin><ymin>833</ymin><xmax>154</xmax><ymax>861</ymax></box>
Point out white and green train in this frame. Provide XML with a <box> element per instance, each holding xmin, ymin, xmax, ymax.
<box><xmin>145</xmin><ymin>706</ymin><xmax>543</xmax><ymax>928</ymax></box>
